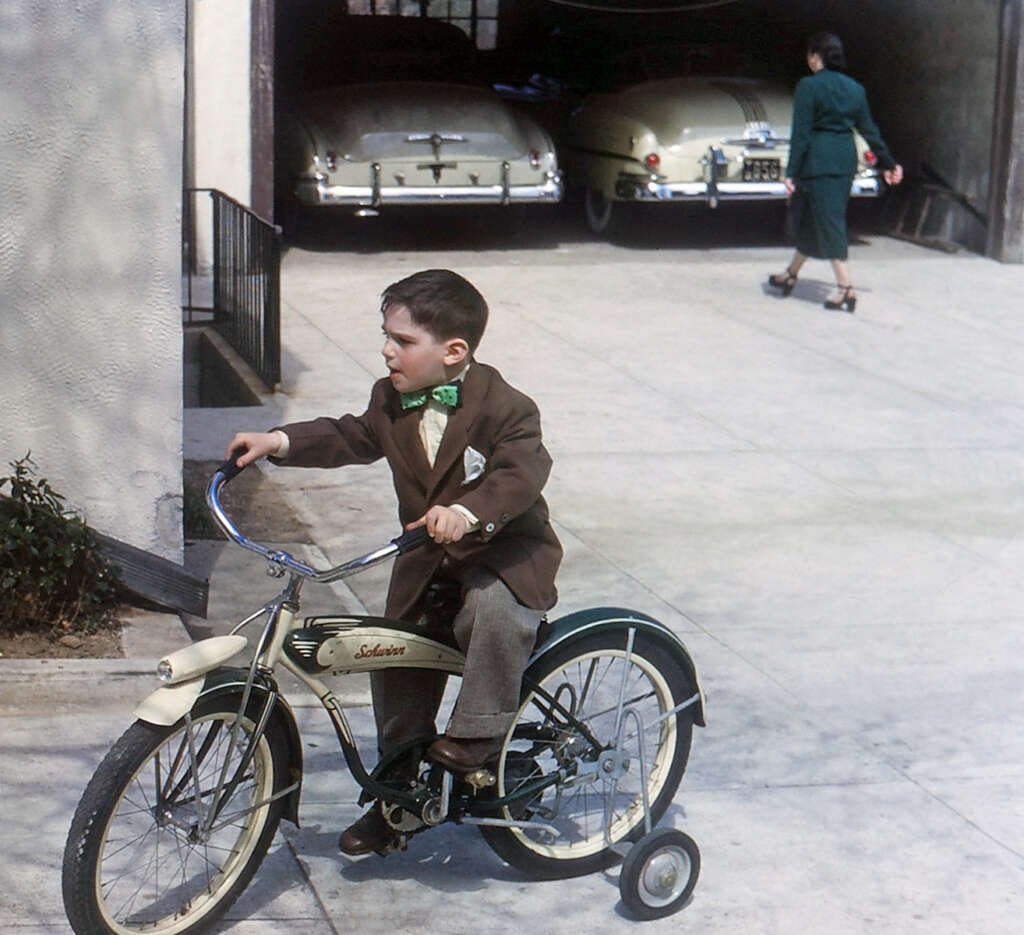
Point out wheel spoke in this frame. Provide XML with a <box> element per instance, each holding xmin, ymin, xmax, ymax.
<box><xmin>67</xmin><ymin>702</ymin><xmax>283</xmax><ymax>934</ymax></box>
<box><xmin>109</xmin><ymin>823</ymin><xmax>165</xmax><ymax>925</ymax></box>
<box><xmin>577</xmin><ymin>656</ymin><xmax>599</xmax><ymax>712</ymax></box>
<box><xmin>487</xmin><ymin>637</ymin><xmax>692</xmax><ymax>873</ymax></box>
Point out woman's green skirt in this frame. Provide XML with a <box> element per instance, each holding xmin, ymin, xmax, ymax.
<box><xmin>788</xmin><ymin>175</ymin><xmax>853</xmax><ymax>260</ymax></box>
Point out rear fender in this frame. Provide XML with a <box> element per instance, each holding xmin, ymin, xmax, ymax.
<box><xmin>136</xmin><ymin>666</ymin><xmax>304</xmax><ymax>826</ymax></box>
<box><xmin>529</xmin><ymin>607</ymin><xmax>706</xmax><ymax>727</ymax></box>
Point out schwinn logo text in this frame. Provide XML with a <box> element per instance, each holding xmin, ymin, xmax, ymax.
<box><xmin>353</xmin><ymin>643</ymin><xmax>406</xmax><ymax>659</ymax></box>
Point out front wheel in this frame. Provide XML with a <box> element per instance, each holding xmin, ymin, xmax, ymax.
<box><xmin>480</xmin><ymin>630</ymin><xmax>697</xmax><ymax>879</ymax></box>
<box><xmin>62</xmin><ymin>695</ymin><xmax>289</xmax><ymax>935</ymax></box>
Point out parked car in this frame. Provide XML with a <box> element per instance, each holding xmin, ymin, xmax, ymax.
<box><xmin>559</xmin><ymin>73</ymin><xmax>883</xmax><ymax>234</ymax></box>
<box><xmin>276</xmin><ymin>17</ymin><xmax>561</xmax><ymax>229</ymax></box>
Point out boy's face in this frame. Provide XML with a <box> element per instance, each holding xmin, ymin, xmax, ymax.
<box><xmin>381</xmin><ymin>304</ymin><xmax>467</xmax><ymax>394</ymax></box>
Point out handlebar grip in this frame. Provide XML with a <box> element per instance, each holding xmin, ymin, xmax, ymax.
<box><xmin>215</xmin><ymin>457</ymin><xmax>245</xmax><ymax>482</ymax></box>
<box><xmin>391</xmin><ymin>526</ymin><xmax>431</xmax><ymax>553</ymax></box>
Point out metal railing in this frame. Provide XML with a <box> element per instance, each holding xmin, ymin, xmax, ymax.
<box><xmin>183</xmin><ymin>188</ymin><xmax>282</xmax><ymax>388</ymax></box>
<box><xmin>881</xmin><ymin>161</ymin><xmax>988</xmax><ymax>255</ymax></box>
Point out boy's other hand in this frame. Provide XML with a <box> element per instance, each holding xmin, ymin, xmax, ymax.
<box><xmin>408</xmin><ymin>506</ymin><xmax>469</xmax><ymax>544</ymax></box>
<box><xmin>226</xmin><ymin>432</ymin><xmax>281</xmax><ymax>468</ymax></box>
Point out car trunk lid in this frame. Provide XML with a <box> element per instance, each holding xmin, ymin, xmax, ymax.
<box><xmin>608</xmin><ymin>77</ymin><xmax>792</xmax><ymax>147</ymax></box>
<box><xmin>302</xmin><ymin>82</ymin><xmax>530</xmax><ymax>161</ymax></box>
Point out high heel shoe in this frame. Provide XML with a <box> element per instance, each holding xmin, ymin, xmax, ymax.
<box><xmin>768</xmin><ymin>267</ymin><xmax>798</xmax><ymax>297</ymax></box>
<box><xmin>824</xmin><ymin>284</ymin><xmax>856</xmax><ymax>312</ymax></box>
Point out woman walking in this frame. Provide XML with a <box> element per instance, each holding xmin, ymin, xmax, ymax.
<box><xmin>769</xmin><ymin>32</ymin><xmax>903</xmax><ymax>311</ymax></box>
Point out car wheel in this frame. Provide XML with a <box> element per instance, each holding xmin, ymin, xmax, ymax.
<box><xmin>584</xmin><ymin>187</ymin><xmax>615</xmax><ymax>236</ymax></box>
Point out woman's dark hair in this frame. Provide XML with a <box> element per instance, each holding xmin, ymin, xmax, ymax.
<box><xmin>381</xmin><ymin>268</ymin><xmax>489</xmax><ymax>352</ymax></box>
<box><xmin>807</xmin><ymin>32</ymin><xmax>847</xmax><ymax>71</ymax></box>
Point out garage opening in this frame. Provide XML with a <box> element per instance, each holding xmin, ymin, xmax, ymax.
<box><xmin>250</xmin><ymin>0</ymin><xmax>1020</xmax><ymax>259</ymax></box>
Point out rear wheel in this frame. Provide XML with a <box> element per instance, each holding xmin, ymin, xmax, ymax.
<box><xmin>584</xmin><ymin>186</ymin><xmax>616</xmax><ymax>235</ymax></box>
<box><xmin>480</xmin><ymin>630</ymin><xmax>696</xmax><ymax>879</ymax></box>
<box><xmin>62</xmin><ymin>696</ymin><xmax>289</xmax><ymax>935</ymax></box>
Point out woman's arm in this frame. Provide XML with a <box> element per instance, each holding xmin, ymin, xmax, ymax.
<box><xmin>785</xmin><ymin>76</ymin><xmax>814</xmax><ymax>181</ymax></box>
<box><xmin>853</xmin><ymin>86</ymin><xmax>897</xmax><ymax>170</ymax></box>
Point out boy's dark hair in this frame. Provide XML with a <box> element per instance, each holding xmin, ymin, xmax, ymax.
<box><xmin>807</xmin><ymin>31</ymin><xmax>847</xmax><ymax>71</ymax></box>
<box><xmin>381</xmin><ymin>269</ymin><xmax>489</xmax><ymax>352</ymax></box>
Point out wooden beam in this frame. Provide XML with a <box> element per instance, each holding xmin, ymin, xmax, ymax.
<box><xmin>94</xmin><ymin>532</ymin><xmax>209</xmax><ymax>619</ymax></box>
<box><xmin>987</xmin><ymin>0</ymin><xmax>1024</xmax><ymax>262</ymax></box>
<box><xmin>250</xmin><ymin>0</ymin><xmax>275</xmax><ymax>221</ymax></box>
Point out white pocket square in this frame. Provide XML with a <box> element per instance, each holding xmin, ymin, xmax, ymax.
<box><xmin>462</xmin><ymin>446</ymin><xmax>486</xmax><ymax>485</ymax></box>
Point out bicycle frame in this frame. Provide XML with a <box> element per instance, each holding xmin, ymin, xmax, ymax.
<box><xmin>143</xmin><ymin>575</ymin><xmax>614</xmax><ymax>836</ymax></box>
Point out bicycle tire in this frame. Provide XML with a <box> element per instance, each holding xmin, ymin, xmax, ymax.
<box><xmin>480</xmin><ymin>629</ymin><xmax>695</xmax><ymax>879</ymax></box>
<box><xmin>62</xmin><ymin>694</ymin><xmax>289</xmax><ymax>935</ymax></box>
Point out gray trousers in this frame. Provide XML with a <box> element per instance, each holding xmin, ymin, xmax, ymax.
<box><xmin>371</xmin><ymin>565</ymin><xmax>543</xmax><ymax>753</ymax></box>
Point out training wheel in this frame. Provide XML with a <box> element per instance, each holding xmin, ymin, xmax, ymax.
<box><xmin>619</xmin><ymin>828</ymin><xmax>700</xmax><ymax>920</ymax></box>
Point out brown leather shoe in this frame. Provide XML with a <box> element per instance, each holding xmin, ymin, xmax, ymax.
<box><xmin>338</xmin><ymin>805</ymin><xmax>395</xmax><ymax>856</ymax></box>
<box><xmin>427</xmin><ymin>735</ymin><xmax>503</xmax><ymax>773</ymax></box>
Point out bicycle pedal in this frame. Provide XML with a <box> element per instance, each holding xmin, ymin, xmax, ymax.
<box><xmin>463</xmin><ymin>768</ymin><xmax>496</xmax><ymax>792</ymax></box>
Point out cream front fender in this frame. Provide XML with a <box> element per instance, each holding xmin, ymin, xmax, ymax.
<box><xmin>134</xmin><ymin>635</ymin><xmax>249</xmax><ymax>726</ymax></box>
<box><xmin>135</xmin><ymin>677</ymin><xmax>206</xmax><ymax>726</ymax></box>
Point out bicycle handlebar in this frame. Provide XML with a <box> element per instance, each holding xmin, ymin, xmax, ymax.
<box><xmin>207</xmin><ymin>460</ymin><xmax>430</xmax><ymax>584</ymax></box>
<box><xmin>391</xmin><ymin>524</ymin><xmax>431</xmax><ymax>553</ymax></box>
<box><xmin>215</xmin><ymin>456</ymin><xmax>245</xmax><ymax>483</ymax></box>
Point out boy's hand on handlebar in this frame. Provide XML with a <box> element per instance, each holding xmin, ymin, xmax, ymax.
<box><xmin>226</xmin><ymin>432</ymin><xmax>281</xmax><ymax>468</ymax></box>
<box><xmin>407</xmin><ymin>506</ymin><xmax>469</xmax><ymax>544</ymax></box>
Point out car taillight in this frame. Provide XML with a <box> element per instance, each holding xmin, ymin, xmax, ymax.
<box><xmin>325</xmin><ymin>151</ymin><xmax>338</xmax><ymax>171</ymax></box>
<box><xmin>864</xmin><ymin>150</ymin><xmax>877</xmax><ymax>166</ymax></box>
<box><xmin>645</xmin><ymin>153</ymin><xmax>660</xmax><ymax>170</ymax></box>
<box><xmin>529</xmin><ymin>149</ymin><xmax>542</xmax><ymax>169</ymax></box>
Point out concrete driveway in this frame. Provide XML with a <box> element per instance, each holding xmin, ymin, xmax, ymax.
<box><xmin>6</xmin><ymin>203</ymin><xmax>1024</xmax><ymax>934</ymax></box>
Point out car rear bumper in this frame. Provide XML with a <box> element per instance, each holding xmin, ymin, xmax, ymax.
<box><xmin>295</xmin><ymin>166</ymin><xmax>562</xmax><ymax>207</ymax></box>
<box><xmin>615</xmin><ymin>172</ymin><xmax>882</xmax><ymax>206</ymax></box>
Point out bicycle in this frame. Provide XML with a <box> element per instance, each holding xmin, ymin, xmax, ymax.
<box><xmin>62</xmin><ymin>459</ymin><xmax>706</xmax><ymax>932</ymax></box>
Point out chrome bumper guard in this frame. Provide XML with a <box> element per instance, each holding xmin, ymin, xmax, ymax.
<box><xmin>615</xmin><ymin>172</ymin><xmax>882</xmax><ymax>206</ymax></box>
<box><xmin>297</xmin><ymin>164</ymin><xmax>562</xmax><ymax>208</ymax></box>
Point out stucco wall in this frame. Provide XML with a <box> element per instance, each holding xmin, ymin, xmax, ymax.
<box><xmin>185</xmin><ymin>0</ymin><xmax>251</xmax><ymax>276</ymax></box>
<box><xmin>0</xmin><ymin>1</ymin><xmax>185</xmax><ymax>561</ymax></box>
<box><xmin>190</xmin><ymin>0</ymin><xmax>251</xmax><ymax>204</ymax></box>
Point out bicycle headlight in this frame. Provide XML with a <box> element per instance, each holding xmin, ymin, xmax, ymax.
<box><xmin>153</xmin><ymin>636</ymin><xmax>249</xmax><ymax>685</ymax></box>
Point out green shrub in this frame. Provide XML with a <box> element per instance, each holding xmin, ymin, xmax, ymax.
<box><xmin>0</xmin><ymin>453</ymin><xmax>120</xmax><ymax>635</ymax></box>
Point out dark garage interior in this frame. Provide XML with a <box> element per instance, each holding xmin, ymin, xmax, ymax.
<box><xmin>252</xmin><ymin>0</ymin><xmax>1022</xmax><ymax>261</ymax></box>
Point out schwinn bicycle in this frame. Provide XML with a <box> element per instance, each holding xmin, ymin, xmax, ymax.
<box><xmin>62</xmin><ymin>459</ymin><xmax>706</xmax><ymax>932</ymax></box>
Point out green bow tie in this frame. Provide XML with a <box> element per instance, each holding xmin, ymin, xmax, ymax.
<box><xmin>400</xmin><ymin>383</ymin><xmax>462</xmax><ymax>410</ymax></box>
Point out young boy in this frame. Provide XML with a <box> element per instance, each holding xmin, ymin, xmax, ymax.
<box><xmin>226</xmin><ymin>268</ymin><xmax>562</xmax><ymax>855</ymax></box>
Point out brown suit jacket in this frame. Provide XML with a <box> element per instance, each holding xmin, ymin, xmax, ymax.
<box><xmin>276</xmin><ymin>362</ymin><xmax>562</xmax><ymax>621</ymax></box>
